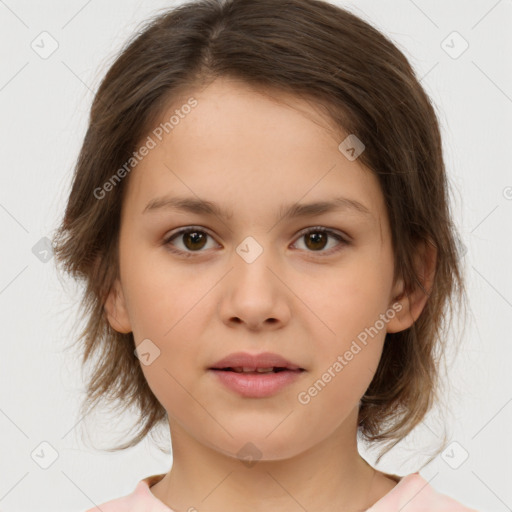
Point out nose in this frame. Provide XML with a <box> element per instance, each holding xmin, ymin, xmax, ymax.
<box><xmin>218</xmin><ymin>247</ymin><xmax>291</xmax><ymax>332</ymax></box>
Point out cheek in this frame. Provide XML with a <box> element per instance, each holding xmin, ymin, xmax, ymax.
<box><xmin>126</xmin><ymin>263</ymin><xmax>209</xmax><ymax>419</ymax></box>
<box><xmin>305</xmin><ymin>255</ymin><xmax>393</xmax><ymax>334</ymax></box>
<box><xmin>298</xmin><ymin>280</ymin><xmax>388</xmax><ymax>418</ymax></box>
<box><xmin>119</xmin><ymin>241</ymin><xmax>192</xmax><ymax>335</ymax></box>
<box><xmin>120</xmin><ymin>241</ymin><xmax>211</xmax><ymax>364</ymax></box>
<box><xmin>301</xmin><ymin>255</ymin><xmax>393</xmax><ymax>378</ymax></box>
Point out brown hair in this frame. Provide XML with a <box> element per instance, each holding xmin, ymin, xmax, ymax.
<box><xmin>52</xmin><ymin>0</ymin><xmax>468</xmax><ymax>463</ymax></box>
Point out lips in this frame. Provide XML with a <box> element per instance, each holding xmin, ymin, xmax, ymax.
<box><xmin>219</xmin><ymin>367</ymin><xmax>288</xmax><ymax>374</ymax></box>
<box><xmin>209</xmin><ymin>351</ymin><xmax>305</xmax><ymax>372</ymax></box>
<box><xmin>208</xmin><ymin>351</ymin><xmax>305</xmax><ymax>397</ymax></box>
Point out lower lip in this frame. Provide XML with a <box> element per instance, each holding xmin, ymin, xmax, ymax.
<box><xmin>208</xmin><ymin>369</ymin><xmax>304</xmax><ymax>398</ymax></box>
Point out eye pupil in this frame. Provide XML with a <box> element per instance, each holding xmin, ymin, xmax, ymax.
<box><xmin>305</xmin><ymin>232</ymin><xmax>327</xmax><ymax>251</ymax></box>
<box><xmin>184</xmin><ymin>231</ymin><xmax>207</xmax><ymax>250</ymax></box>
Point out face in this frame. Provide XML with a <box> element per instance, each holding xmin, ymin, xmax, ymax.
<box><xmin>105</xmin><ymin>77</ymin><xmax>413</xmax><ymax>461</ymax></box>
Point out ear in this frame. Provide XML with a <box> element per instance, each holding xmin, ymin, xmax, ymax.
<box><xmin>104</xmin><ymin>278</ymin><xmax>132</xmax><ymax>333</ymax></box>
<box><xmin>386</xmin><ymin>239</ymin><xmax>437</xmax><ymax>334</ymax></box>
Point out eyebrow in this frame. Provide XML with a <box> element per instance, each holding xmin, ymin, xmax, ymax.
<box><xmin>142</xmin><ymin>195</ymin><xmax>372</xmax><ymax>220</ymax></box>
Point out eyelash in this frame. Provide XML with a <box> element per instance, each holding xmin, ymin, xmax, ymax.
<box><xmin>162</xmin><ymin>226</ymin><xmax>349</xmax><ymax>259</ymax></box>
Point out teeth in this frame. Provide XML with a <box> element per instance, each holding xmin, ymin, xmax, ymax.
<box><xmin>231</xmin><ymin>367</ymin><xmax>276</xmax><ymax>373</ymax></box>
<box><xmin>255</xmin><ymin>367</ymin><xmax>275</xmax><ymax>373</ymax></box>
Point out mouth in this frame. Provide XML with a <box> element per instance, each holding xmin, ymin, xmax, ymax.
<box><xmin>207</xmin><ymin>352</ymin><xmax>306</xmax><ymax>397</ymax></box>
<box><xmin>208</xmin><ymin>366</ymin><xmax>306</xmax><ymax>398</ymax></box>
<box><xmin>208</xmin><ymin>351</ymin><xmax>305</xmax><ymax>373</ymax></box>
<box><xmin>212</xmin><ymin>367</ymin><xmax>305</xmax><ymax>374</ymax></box>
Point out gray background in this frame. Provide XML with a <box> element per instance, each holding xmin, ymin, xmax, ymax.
<box><xmin>0</xmin><ymin>0</ymin><xmax>511</xmax><ymax>511</ymax></box>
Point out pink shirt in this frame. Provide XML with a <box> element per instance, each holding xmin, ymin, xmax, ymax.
<box><xmin>85</xmin><ymin>472</ymin><xmax>478</xmax><ymax>511</ymax></box>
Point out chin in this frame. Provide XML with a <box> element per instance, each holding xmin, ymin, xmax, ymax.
<box><xmin>202</xmin><ymin>430</ymin><xmax>313</xmax><ymax>464</ymax></box>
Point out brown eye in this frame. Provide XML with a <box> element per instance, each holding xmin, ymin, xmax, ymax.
<box><xmin>163</xmin><ymin>226</ymin><xmax>348</xmax><ymax>259</ymax></box>
<box><xmin>181</xmin><ymin>231</ymin><xmax>208</xmax><ymax>251</ymax></box>
<box><xmin>304</xmin><ymin>231</ymin><xmax>329</xmax><ymax>251</ymax></box>
<box><xmin>163</xmin><ymin>227</ymin><xmax>217</xmax><ymax>256</ymax></box>
<box><xmin>293</xmin><ymin>227</ymin><xmax>348</xmax><ymax>255</ymax></box>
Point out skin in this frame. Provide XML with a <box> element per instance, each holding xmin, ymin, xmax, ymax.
<box><xmin>104</xmin><ymin>77</ymin><xmax>436</xmax><ymax>512</ymax></box>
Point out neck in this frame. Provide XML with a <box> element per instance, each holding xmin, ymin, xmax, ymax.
<box><xmin>150</xmin><ymin>411</ymin><xmax>393</xmax><ymax>512</ymax></box>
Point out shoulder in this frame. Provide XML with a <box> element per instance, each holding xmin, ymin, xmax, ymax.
<box><xmin>367</xmin><ymin>472</ymin><xmax>479</xmax><ymax>512</ymax></box>
<box><xmin>82</xmin><ymin>474</ymin><xmax>172</xmax><ymax>512</ymax></box>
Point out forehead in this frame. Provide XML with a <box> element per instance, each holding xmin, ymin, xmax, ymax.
<box><xmin>123</xmin><ymin>77</ymin><xmax>387</xmax><ymax>235</ymax></box>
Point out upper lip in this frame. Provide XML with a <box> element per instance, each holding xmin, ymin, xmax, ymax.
<box><xmin>209</xmin><ymin>351</ymin><xmax>304</xmax><ymax>371</ymax></box>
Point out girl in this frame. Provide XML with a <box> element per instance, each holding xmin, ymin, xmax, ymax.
<box><xmin>53</xmin><ymin>0</ymin><xmax>477</xmax><ymax>510</ymax></box>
